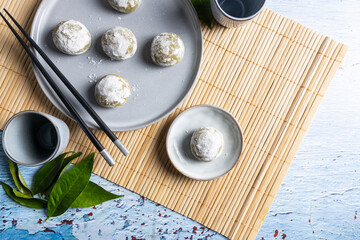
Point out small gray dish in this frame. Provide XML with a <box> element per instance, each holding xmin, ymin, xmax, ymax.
<box><xmin>30</xmin><ymin>0</ymin><xmax>203</xmax><ymax>131</ymax></box>
<box><xmin>166</xmin><ymin>105</ymin><xmax>243</xmax><ymax>181</ymax></box>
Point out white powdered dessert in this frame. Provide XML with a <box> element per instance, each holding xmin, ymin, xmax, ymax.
<box><xmin>95</xmin><ymin>74</ymin><xmax>131</xmax><ymax>108</ymax></box>
<box><xmin>108</xmin><ymin>0</ymin><xmax>142</xmax><ymax>13</ymax></box>
<box><xmin>52</xmin><ymin>20</ymin><xmax>91</xmax><ymax>55</ymax></box>
<box><xmin>151</xmin><ymin>32</ymin><xmax>185</xmax><ymax>67</ymax></box>
<box><xmin>190</xmin><ymin>127</ymin><xmax>224</xmax><ymax>162</ymax></box>
<box><xmin>101</xmin><ymin>27</ymin><xmax>137</xmax><ymax>60</ymax></box>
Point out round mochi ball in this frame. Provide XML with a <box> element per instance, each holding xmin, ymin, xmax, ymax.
<box><xmin>101</xmin><ymin>27</ymin><xmax>137</xmax><ymax>60</ymax></box>
<box><xmin>190</xmin><ymin>127</ymin><xmax>224</xmax><ymax>162</ymax></box>
<box><xmin>95</xmin><ymin>74</ymin><xmax>131</xmax><ymax>108</ymax></box>
<box><xmin>52</xmin><ymin>20</ymin><xmax>91</xmax><ymax>55</ymax></box>
<box><xmin>151</xmin><ymin>32</ymin><xmax>185</xmax><ymax>67</ymax></box>
<box><xmin>108</xmin><ymin>0</ymin><xmax>142</xmax><ymax>13</ymax></box>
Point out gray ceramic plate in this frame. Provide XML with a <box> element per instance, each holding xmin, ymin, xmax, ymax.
<box><xmin>30</xmin><ymin>0</ymin><xmax>202</xmax><ymax>131</ymax></box>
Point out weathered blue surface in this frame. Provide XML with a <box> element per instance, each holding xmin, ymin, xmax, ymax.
<box><xmin>0</xmin><ymin>132</ymin><xmax>226</xmax><ymax>240</ymax></box>
<box><xmin>1</xmin><ymin>0</ymin><xmax>360</xmax><ymax>239</ymax></box>
<box><xmin>256</xmin><ymin>0</ymin><xmax>360</xmax><ymax>239</ymax></box>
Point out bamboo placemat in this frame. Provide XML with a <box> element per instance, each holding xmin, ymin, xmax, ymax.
<box><xmin>0</xmin><ymin>0</ymin><xmax>347</xmax><ymax>239</ymax></box>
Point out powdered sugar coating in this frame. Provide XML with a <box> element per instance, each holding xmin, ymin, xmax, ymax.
<box><xmin>52</xmin><ymin>20</ymin><xmax>91</xmax><ymax>55</ymax></box>
<box><xmin>108</xmin><ymin>0</ymin><xmax>142</xmax><ymax>13</ymax></box>
<box><xmin>151</xmin><ymin>32</ymin><xmax>185</xmax><ymax>67</ymax></box>
<box><xmin>190</xmin><ymin>127</ymin><xmax>224</xmax><ymax>162</ymax></box>
<box><xmin>101</xmin><ymin>27</ymin><xmax>137</xmax><ymax>60</ymax></box>
<box><xmin>95</xmin><ymin>74</ymin><xmax>131</xmax><ymax>108</ymax></box>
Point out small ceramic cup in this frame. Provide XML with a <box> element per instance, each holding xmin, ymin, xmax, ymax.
<box><xmin>211</xmin><ymin>0</ymin><xmax>266</xmax><ymax>28</ymax></box>
<box><xmin>2</xmin><ymin>111</ymin><xmax>70</xmax><ymax>166</ymax></box>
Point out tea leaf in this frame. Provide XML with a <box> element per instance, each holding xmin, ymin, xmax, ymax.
<box><xmin>32</xmin><ymin>152</ymin><xmax>69</xmax><ymax>195</ymax></box>
<box><xmin>8</xmin><ymin>159</ymin><xmax>32</xmax><ymax>197</ymax></box>
<box><xmin>0</xmin><ymin>181</ymin><xmax>47</xmax><ymax>209</ymax></box>
<box><xmin>191</xmin><ymin>0</ymin><xmax>213</xmax><ymax>29</ymax></box>
<box><xmin>47</xmin><ymin>153</ymin><xmax>94</xmax><ymax>219</ymax></box>
<box><xmin>71</xmin><ymin>181</ymin><xmax>123</xmax><ymax>208</ymax></box>
<box><xmin>44</xmin><ymin>152</ymin><xmax>82</xmax><ymax>197</ymax></box>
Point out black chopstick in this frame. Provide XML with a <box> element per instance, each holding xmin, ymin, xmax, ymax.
<box><xmin>0</xmin><ymin>11</ymin><xmax>116</xmax><ymax>166</ymax></box>
<box><xmin>3</xmin><ymin>9</ymin><xmax>129</xmax><ymax>157</ymax></box>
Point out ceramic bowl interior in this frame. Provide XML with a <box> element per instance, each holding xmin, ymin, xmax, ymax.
<box><xmin>2</xmin><ymin>112</ymin><xmax>59</xmax><ymax>165</ymax></box>
<box><xmin>216</xmin><ymin>0</ymin><xmax>265</xmax><ymax>20</ymax></box>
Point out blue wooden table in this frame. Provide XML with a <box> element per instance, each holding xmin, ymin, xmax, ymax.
<box><xmin>1</xmin><ymin>0</ymin><xmax>360</xmax><ymax>239</ymax></box>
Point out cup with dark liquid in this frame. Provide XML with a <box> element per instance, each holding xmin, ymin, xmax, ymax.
<box><xmin>2</xmin><ymin>111</ymin><xmax>70</xmax><ymax>166</ymax></box>
<box><xmin>211</xmin><ymin>0</ymin><xmax>266</xmax><ymax>28</ymax></box>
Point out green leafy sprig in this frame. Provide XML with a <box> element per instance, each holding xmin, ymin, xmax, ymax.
<box><xmin>191</xmin><ymin>0</ymin><xmax>213</xmax><ymax>29</ymax></box>
<box><xmin>0</xmin><ymin>152</ymin><xmax>123</xmax><ymax>220</ymax></box>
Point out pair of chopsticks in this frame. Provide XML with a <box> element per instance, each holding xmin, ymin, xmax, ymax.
<box><xmin>0</xmin><ymin>9</ymin><xmax>129</xmax><ymax>166</ymax></box>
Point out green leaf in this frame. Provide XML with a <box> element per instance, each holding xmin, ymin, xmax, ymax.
<box><xmin>8</xmin><ymin>159</ymin><xmax>33</xmax><ymax>197</ymax></box>
<box><xmin>13</xmin><ymin>190</ymin><xmax>33</xmax><ymax>199</ymax></box>
<box><xmin>191</xmin><ymin>0</ymin><xmax>213</xmax><ymax>29</ymax></box>
<box><xmin>71</xmin><ymin>181</ymin><xmax>123</xmax><ymax>208</ymax></box>
<box><xmin>59</xmin><ymin>152</ymin><xmax>82</xmax><ymax>177</ymax></box>
<box><xmin>0</xmin><ymin>181</ymin><xmax>47</xmax><ymax>209</ymax></box>
<box><xmin>47</xmin><ymin>153</ymin><xmax>94</xmax><ymax>219</ymax></box>
<box><xmin>32</xmin><ymin>152</ymin><xmax>69</xmax><ymax>195</ymax></box>
<box><xmin>44</xmin><ymin>152</ymin><xmax>82</xmax><ymax>197</ymax></box>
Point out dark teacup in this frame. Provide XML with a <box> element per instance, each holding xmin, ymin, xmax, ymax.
<box><xmin>2</xmin><ymin>111</ymin><xmax>69</xmax><ymax>166</ymax></box>
<box><xmin>211</xmin><ymin>0</ymin><xmax>266</xmax><ymax>28</ymax></box>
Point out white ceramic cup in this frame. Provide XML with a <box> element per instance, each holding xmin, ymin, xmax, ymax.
<box><xmin>211</xmin><ymin>0</ymin><xmax>266</xmax><ymax>28</ymax></box>
<box><xmin>2</xmin><ymin>111</ymin><xmax>70</xmax><ymax>166</ymax></box>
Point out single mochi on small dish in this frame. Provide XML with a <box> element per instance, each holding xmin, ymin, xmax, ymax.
<box><xmin>95</xmin><ymin>74</ymin><xmax>131</xmax><ymax>108</ymax></box>
<box><xmin>190</xmin><ymin>127</ymin><xmax>224</xmax><ymax>162</ymax></box>
<box><xmin>151</xmin><ymin>32</ymin><xmax>185</xmax><ymax>67</ymax></box>
<box><xmin>52</xmin><ymin>20</ymin><xmax>91</xmax><ymax>55</ymax></box>
<box><xmin>101</xmin><ymin>27</ymin><xmax>137</xmax><ymax>60</ymax></box>
<box><xmin>108</xmin><ymin>0</ymin><xmax>142</xmax><ymax>13</ymax></box>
